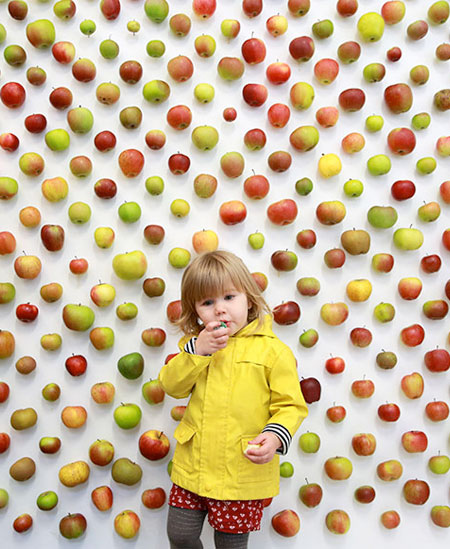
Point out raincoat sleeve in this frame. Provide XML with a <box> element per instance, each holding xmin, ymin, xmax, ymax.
<box><xmin>158</xmin><ymin>336</ymin><xmax>211</xmax><ymax>399</ymax></box>
<box><xmin>264</xmin><ymin>346</ymin><xmax>308</xmax><ymax>440</ymax></box>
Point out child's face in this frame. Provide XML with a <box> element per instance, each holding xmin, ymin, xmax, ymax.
<box><xmin>195</xmin><ymin>285</ymin><xmax>250</xmax><ymax>336</ymax></box>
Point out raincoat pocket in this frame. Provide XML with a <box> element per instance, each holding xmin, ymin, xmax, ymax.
<box><xmin>172</xmin><ymin>421</ymin><xmax>196</xmax><ymax>473</ymax></box>
<box><xmin>238</xmin><ymin>435</ymin><xmax>278</xmax><ymax>484</ymax></box>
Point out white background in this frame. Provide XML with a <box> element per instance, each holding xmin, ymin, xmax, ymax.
<box><xmin>0</xmin><ymin>0</ymin><xmax>449</xmax><ymax>547</ymax></box>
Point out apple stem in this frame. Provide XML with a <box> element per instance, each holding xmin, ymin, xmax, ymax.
<box><xmin>305</xmin><ymin>477</ymin><xmax>309</xmax><ymax>484</ymax></box>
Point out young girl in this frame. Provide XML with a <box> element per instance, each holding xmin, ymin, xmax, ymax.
<box><xmin>158</xmin><ymin>250</ymin><xmax>308</xmax><ymax>549</ymax></box>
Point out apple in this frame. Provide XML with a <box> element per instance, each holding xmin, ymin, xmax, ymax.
<box><xmin>0</xmin><ymin>432</ymin><xmax>10</xmax><ymax>454</ymax></box>
<box><xmin>338</xmin><ymin>41</ymin><xmax>361</xmax><ymax>64</ymax></box>
<box><xmin>326</xmin><ymin>510</ymin><xmax>351</xmax><ymax>535</ymax></box>
<box><xmin>65</xmin><ymin>354</ymin><xmax>87</xmax><ymax>376</ymax></box>
<box><xmin>298</xmin><ymin>482</ymin><xmax>322</xmax><ymax>507</ymax></box>
<box><xmin>59</xmin><ymin>513</ymin><xmax>87</xmax><ymax>539</ymax></box>
<box><xmin>168</xmin><ymin>248</ymin><xmax>191</xmax><ymax>269</ymax></box>
<box><xmin>403</xmin><ymin>479</ymin><xmax>430</xmax><ymax>504</ymax></box>
<box><xmin>290</xmin><ymin>82</ymin><xmax>315</xmax><ymax>110</ymax></box>
<box><xmin>324</xmin><ymin>456</ymin><xmax>352</xmax><ymax>480</ymax></box>
<box><xmin>420</xmin><ymin>254</ymin><xmax>441</xmax><ymax>273</ymax></box>
<box><xmin>346</xmin><ymin>279</ymin><xmax>372</xmax><ymax>302</ymax></box>
<box><xmin>271</xmin><ymin>251</ymin><xmax>298</xmax><ymax>272</ymax></box>
<box><xmin>410</xmin><ymin>64</ymin><xmax>430</xmax><ymax>85</ymax></box>
<box><xmin>434</xmin><ymin>89</ymin><xmax>450</xmax><ymax>110</ymax></box>
<box><xmin>377</xmin><ymin>459</ymin><xmax>403</xmax><ymax>481</ymax></box>
<box><xmin>397</xmin><ymin>277</ymin><xmax>422</xmax><ymax>300</ymax></box>
<box><xmin>241</xmin><ymin>38</ymin><xmax>266</xmax><ymax>65</ymax></box>
<box><xmin>407</xmin><ymin>19</ymin><xmax>429</xmax><ymax>40</ymax></box>
<box><xmin>167</xmin><ymin>55</ymin><xmax>194</xmax><ymax>82</ymax></box>
<box><xmin>436</xmin><ymin>43</ymin><xmax>450</xmax><ymax>60</ymax></box>
<box><xmin>14</xmin><ymin>255</ymin><xmax>42</xmax><ymax>279</ymax></box>
<box><xmin>425</xmin><ymin>400</ymin><xmax>449</xmax><ymax>421</ymax></box>
<box><xmin>267</xmin><ymin>103</ymin><xmax>290</xmax><ymax>127</ymax></box>
<box><xmin>143</xmin><ymin>277</ymin><xmax>166</xmax><ymax>298</ymax></box>
<box><xmin>168</xmin><ymin>153</ymin><xmax>191</xmax><ymax>175</ymax></box>
<box><xmin>61</xmin><ymin>406</ymin><xmax>87</xmax><ymax>429</ymax></box>
<box><xmin>166</xmin><ymin>300</ymin><xmax>182</xmax><ymax>323</ymax></box>
<box><xmin>299</xmin><ymin>329</ymin><xmax>319</xmax><ymax>348</ymax></box>
<box><xmin>376</xmin><ymin>350</ymin><xmax>398</xmax><ymax>369</ymax></box>
<box><xmin>69</xmin><ymin>258</ymin><xmax>89</xmax><ymax>275</ymax></box>
<box><xmin>339</xmin><ymin>88</ymin><xmax>365</xmax><ymax>111</ymax></box>
<box><xmin>192</xmin><ymin>230</ymin><xmax>219</xmax><ymax>254</ymax></box>
<box><xmin>372</xmin><ymin>253</ymin><xmax>394</xmax><ymax>273</ymax></box>
<box><xmin>217</xmin><ymin>57</ymin><xmax>244</xmax><ymax>80</ymax></box>
<box><xmin>0</xmin><ymin>133</ymin><xmax>20</xmax><ymax>152</ymax></box>
<box><xmin>39</xmin><ymin>436</ymin><xmax>62</xmax><ymax>454</ymax></box>
<box><xmin>326</xmin><ymin>405</ymin><xmax>346</xmax><ymax>422</ymax></box>
<box><xmin>54</xmin><ymin>0</ymin><xmax>76</xmax><ymax>19</ymax></box>
<box><xmin>312</xmin><ymin>19</ymin><xmax>334</xmax><ymax>39</ymax></box>
<box><xmin>91</xmin><ymin>485</ymin><xmax>113</xmax><ymax>511</ymax></box>
<box><xmin>352</xmin><ymin>434</ymin><xmax>376</xmax><ymax>456</ymax></box>
<box><xmin>273</xmin><ymin>301</ymin><xmax>300</xmax><ymax>325</ymax></box>
<box><xmin>139</xmin><ymin>430</ymin><xmax>170</xmax><ymax>460</ymax></box>
<box><xmin>145</xmin><ymin>129</ymin><xmax>166</xmax><ymax>150</ymax></box>
<box><xmin>384</xmin><ymin>83</ymin><xmax>413</xmax><ymax>113</ymax></box>
<box><xmin>314</xmin><ymin>58</ymin><xmax>339</xmax><ymax>84</ymax></box>
<box><xmin>89</xmin><ymin>440</ymin><xmax>115</xmax><ymax>466</ymax></box>
<box><xmin>41</xmin><ymin>383</ymin><xmax>61</xmax><ymax>402</ymax></box>
<box><xmin>354</xmin><ymin>486</ymin><xmax>376</xmax><ymax>504</ymax></box>
<box><xmin>219</xmin><ymin>200</ymin><xmax>247</xmax><ymax>225</ymax></box>
<box><xmin>118</xmin><ymin>353</ymin><xmax>144</xmax><ymax>381</ymax></box>
<box><xmin>289</xmin><ymin>36</ymin><xmax>315</xmax><ymax>62</ymax></box>
<box><xmin>13</xmin><ymin>514</ymin><xmax>33</xmax><ymax>533</ymax></box>
<box><xmin>268</xmin><ymin>151</ymin><xmax>292</xmax><ymax>172</ymax></box>
<box><xmin>144</xmin><ymin>0</ymin><xmax>169</xmax><ymax>23</ymax></box>
<box><xmin>401</xmin><ymin>372</ymin><xmax>424</xmax><ymax>399</ymax></box>
<box><xmin>242</xmin><ymin>83</ymin><xmax>268</xmax><ymax>107</ymax></box>
<box><xmin>443</xmin><ymin>228</ymin><xmax>450</xmax><ymax>250</ymax></box>
<box><xmin>252</xmin><ymin>272</ymin><xmax>268</xmax><ymax>292</ymax></box>
<box><xmin>418</xmin><ymin>201</ymin><xmax>441</xmax><ymax>222</ymax></box>
<box><xmin>19</xmin><ymin>152</ymin><xmax>45</xmax><ymax>177</ymax></box>
<box><xmin>324</xmin><ymin>249</ymin><xmax>346</xmax><ymax>269</ymax></box>
<box><xmin>382</xmin><ymin>1</ymin><xmax>406</xmax><ymax>24</ymax></box>
<box><xmin>15</xmin><ymin>355</ymin><xmax>36</xmax><ymax>375</ymax></box>
<box><xmin>220</xmin><ymin>19</ymin><xmax>240</xmax><ymax>39</ymax></box>
<box><xmin>393</xmin><ymin>228</ymin><xmax>423</xmax><ymax>250</ymax></box>
<box><xmin>242</xmin><ymin>0</ymin><xmax>263</xmax><ymax>17</ymax></box>
<box><xmin>290</xmin><ymin>126</ymin><xmax>319</xmax><ymax>151</ymax></box>
<box><xmin>342</xmin><ymin>132</ymin><xmax>366</xmax><ymax>154</ymax></box>
<box><xmin>169</xmin><ymin>13</ymin><xmax>192</xmax><ymax>36</ymax></box>
<box><xmin>26</xmin><ymin>65</ymin><xmax>46</xmax><ymax>86</ymax></box>
<box><xmin>378</xmin><ymin>403</ymin><xmax>400</xmax><ymax>422</ymax></box>
<box><xmin>36</xmin><ymin>490</ymin><xmax>58</xmax><ymax>511</ymax></box>
<box><xmin>358</xmin><ymin>12</ymin><xmax>385</xmax><ymax>41</ymax></box>
<box><xmin>300</xmin><ymin>377</ymin><xmax>321</xmax><ymax>403</ymax></box>
<box><xmin>116</xmin><ymin>303</ymin><xmax>138</xmax><ymax>321</ymax></box>
<box><xmin>423</xmin><ymin>299</ymin><xmax>448</xmax><ymax>320</ymax></box>
<box><xmin>336</xmin><ymin>0</ymin><xmax>357</xmax><ymax>16</ymax></box>
<box><xmin>325</xmin><ymin>356</ymin><xmax>345</xmax><ymax>375</ymax></box>
<box><xmin>142</xmin><ymin>328</ymin><xmax>166</xmax><ymax>347</ymax></box>
<box><xmin>296</xmin><ymin>277</ymin><xmax>320</xmax><ymax>297</ymax></box>
<box><xmin>170</xmin><ymin>406</ymin><xmax>186</xmax><ymax>421</ymax></box>
<box><xmin>91</xmin><ymin>381</ymin><xmax>115</xmax><ymax>404</ymax></box>
<box><xmin>296</xmin><ymin>229</ymin><xmax>316</xmax><ymax>249</ymax></box>
<box><xmin>271</xmin><ymin>510</ymin><xmax>300</xmax><ymax>537</ymax></box>
<box><xmin>72</xmin><ymin>58</ymin><xmax>96</xmax><ymax>83</ymax></box>
<box><xmin>90</xmin><ymin>327</ymin><xmax>114</xmax><ymax>351</ymax></box>
<box><xmin>381</xmin><ymin>510</ymin><xmax>400</xmax><ymax>529</ymax></box>
<box><xmin>142</xmin><ymin>379</ymin><xmax>165</xmax><ymax>405</ymax></box>
<box><xmin>223</xmin><ymin>107</ymin><xmax>237</xmax><ymax>122</ymax></box>
<box><xmin>428</xmin><ymin>454</ymin><xmax>450</xmax><ymax>475</ymax></box>
<box><xmin>320</xmin><ymin>302</ymin><xmax>348</xmax><ymax>325</ymax></box>
<box><xmin>114</xmin><ymin>510</ymin><xmax>141</xmax><ymax>539</ymax></box>
<box><xmin>94</xmin><ymin>227</ymin><xmax>115</xmax><ymax>249</ymax></box>
<box><xmin>299</xmin><ymin>432</ymin><xmax>320</xmax><ymax>453</ymax></box>
<box><xmin>142</xmin><ymin>487</ymin><xmax>166</xmax><ymax>509</ymax></box>
<box><xmin>70</xmin><ymin>156</ymin><xmax>92</xmax><ymax>178</ymax></box>
<box><xmin>351</xmin><ymin>379</ymin><xmax>375</xmax><ymax>398</ymax></box>
<box><xmin>424</xmin><ymin>348</ymin><xmax>450</xmax><ymax>372</ymax></box>
<box><xmin>114</xmin><ymin>403</ymin><xmax>142</xmax><ymax>429</ymax></box>
<box><xmin>431</xmin><ymin>506</ymin><xmax>450</xmax><ymax>528</ymax></box>
<box><xmin>266</xmin><ymin>14</ymin><xmax>288</xmax><ymax>36</ymax></box>
<box><xmin>400</xmin><ymin>324</ymin><xmax>425</xmax><ymax>346</ymax></box>
<box><xmin>62</xmin><ymin>304</ymin><xmax>95</xmax><ymax>331</ymax></box>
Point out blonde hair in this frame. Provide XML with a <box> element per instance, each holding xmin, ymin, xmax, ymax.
<box><xmin>177</xmin><ymin>250</ymin><xmax>271</xmax><ymax>335</ymax></box>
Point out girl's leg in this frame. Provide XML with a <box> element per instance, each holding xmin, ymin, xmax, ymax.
<box><xmin>214</xmin><ymin>530</ymin><xmax>250</xmax><ymax>549</ymax></box>
<box><xmin>167</xmin><ymin>505</ymin><xmax>207</xmax><ymax>549</ymax></box>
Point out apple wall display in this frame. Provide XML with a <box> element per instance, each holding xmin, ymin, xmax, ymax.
<box><xmin>1</xmin><ymin>0</ymin><xmax>450</xmax><ymax>546</ymax></box>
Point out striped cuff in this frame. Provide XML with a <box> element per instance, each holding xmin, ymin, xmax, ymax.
<box><xmin>262</xmin><ymin>423</ymin><xmax>292</xmax><ymax>455</ymax></box>
<box><xmin>184</xmin><ymin>337</ymin><xmax>198</xmax><ymax>354</ymax></box>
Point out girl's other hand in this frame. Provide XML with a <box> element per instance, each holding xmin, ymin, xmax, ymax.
<box><xmin>244</xmin><ymin>433</ymin><xmax>281</xmax><ymax>464</ymax></box>
<box><xmin>194</xmin><ymin>321</ymin><xmax>229</xmax><ymax>355</ymax></box>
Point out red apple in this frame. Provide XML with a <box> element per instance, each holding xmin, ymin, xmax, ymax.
<box><xmin>219</xmin><ymin>200</ymin><xmax>247</xmax><ymax>225</ymax></box>
<box><xmin>1</xmin><ymin>82</ymin><xmax>26</xmax><ymax>108</ymax></box>
<box><xmin>223</xmin><ymin>107</ymin><xmax>237</xmax><ymax>122</ymax></box>
<box><xmin>425</xmin><ymin>400</ymin><xmax>449</xmax><ymax>421</ymax></box>
<box><xmin>94</xmin><ymin>178</ymin><xmax>117</xmax><ymax>199</ymax></box>
<box><xmin>351</xmin><ymin>379</ymin><xmax>375</xmax><ymax>398</ymax></box>
<box><xmin>0</xmin><ymin>432</ymin><xmax>11</xmax><ymax>453</ymax></box>
<box><xmin>401</xmin><ymin>372</ymin><xmax>424</xmax><ymax>399</ymax></box>
<box><xmin>144</xmin><ymin>225</ymin><xmax>165</xmax><ymax>245</ymax></box>
<box><xmin>384</xmin><ymin>83</ymin><xmax>413</xmax><ymax>114</ymax></box>
<box><xmin>339</xmin><ymin>88</ymin><xmax>366</xmax><ymax>111</ymax></box>
<box><xmin>0</xmin><ymin>381</ymin><xmax>10</xmax><ymax>402</ymax></box>
<box><xmin>192</xmin><ymin>0</ymin><xmax>216</xmax><ymax>18</ymax></box>
<box><xmin>273</xmin><ymin>301</ymin><xmax>300</xmax><ymax>325</ymax></box>
<box><xmin>0</xmin><ymin>231</ymin><xmax>16</xmax><ymax>255</ymax></box>
<box><xmin>400</xmin><ymin>324</ymin><xmax>425</xmax><ymax>346</ymax></box>
<box><xmin>243</xmin><ymin>174</ymin><xmax>270</xmax><ymax>199</ymax></box>
<box><xmin>142</xmin><ymin>328</ymin><xmax>166</xmax><ymax>347</ymax></box>
<box><xmin>141</xmin><ymin>487</ymin><xmax>166</xmax><ymax>509</ymax></box>
<box><xmin>118</xmin><ymin>149</ymin><xmax>145</xmax><ymax>177</ymax></box>
<box><xmin>89</xmin><ymin>439</ymin><xmax>115</xmax><ymax>466</ymax></box>
<box><xmin>242</xmin><ymin>83</ymin><xmax>268</xmax><ymax>107</ymax></box>
<box><xmin>296</xmin><ymin>229</ymin><xmax>316</xmax><ymax>249</ymax></box>
<box><xmin>266</xmin><ymin>62</ymin><xmax>291</xmax><ymax>85</ymax></box>
<box><xmin>65</xmin><ymin>354</ymin><xmax>88</xmax><ymax>376</ymax></box>
<box><xmin>424</xmin><ymin>349</ymin><xmax>450</xmax><ymax>372</ymax></box>
<box><xmin>325</xmin><ymin>356</ymin><xmax>345</xmax><ymax>374</ymax></box>
<box><xmin>267</xmin><ymin>199</ymin><xmax>298</xmax><ymax>225</ymax></box>
<box><xmin>350</xmin><ymin>327</ymin><xmax>372</xmax><ymax>347</ymax></box>
<box><xmin>72</xmin><ymin>58</ymin><xmax>96</xmax><ymax>82</ymax></box>
<box><xmin>244</xmin><ymin>128</ymin><xmax>266</xmax><ymax>150</ymax></box>
<box><xmin>289</xmin><ymin>36</ymin><xmax>315</xmax><ymax>62</ymax></box>
<box><xmin>271</xmin><ymin>509</ymin><xmax>300</xmax><ymax>537</ymax></box>
<box><xmin>387</xmin><ymin>128</ymin><xmax>416</xmax><ymax>155</ymax></box>
<box><xmin>119</xmin><ymin>60</ymin><xmax>143</xmax><ymax>84</ymax></box>
<box><xmin>354</xmin><ymin>485</ymin><xmax>376</xmax><ymax>504</ymax></box>
<box><xmin>241</xmin><ymin>38</ymin><xmax>266</xmax><ymax>64</ymax></box>
<box><xmin>139</xmin><ymin>430</ymin><xmax>170</xmax><ymax>460</ymax></box>
<box><xmin>326</xmin><ymin>405</ymin><xmax>346</xmax><ymax>423</ymax></box>
<box><xmin>0</xmin><ymin>132</ymin><xmax>20</xmax><ymax>151</ymax></box>
<box><xmin>298</xmin><ymin>482</ymin><xmax>322</xmax><ymax>507</ymax></box>
<box><xmin>16</xmin><ymin>303</ymin><xmax>39</xmax><ymax>323</ymax></box>
<box><xmin>352</xmin><ymin>433</ymin><xmax>376</xmax><ymax>456</ymax></box>
<box><xmin>91</xmin><ymin>485</ymin><xmax>113</xmax><ymax>511</ymax></box>
<box><xmin>168</xmin><ymin>153</ymin><xmax>190</xmax><ymax>175</ymax></box>
<box><xmin>324</xmin><ymin>248</ymin><xmax>346</xmax><ymax>268</ymax></box>
<box><xmin>267</xmin><ymin>103</ymin><xmax>290</xmax><ymax>127</ymax></box>
<box><xmin>94</xmin><ymin>131</ymin><xmax>116</xmax><ymax>152</ymax></box>
<box><xmin>314</xmin><ymin>58</ymin><xmax>339</xmax><ymax>84</ymax></box>
<box><xmin>69</xmin><ymin>257</ymin><xmax>89</xmax><ymax>274</ymax></box>
<box><xmin>166</xmin><ymin>300</ymin><xmax>182</xmax><ymax>323</ymax></box>
<box><xmin>397</xmin><ymin>277</ymin><xmax>422</xmax><ymax>299</ymax></box>
<box><xmin>378</xmin><ymin>403</ymin><xmax>400</xmax><ymax>422</ymax></box>
<box><xmin>420</xmin><ymin>254</ymin><xmax>441</xmax><ymax>273</ymax></box>
<box><xmin>336</xmin><ymin>0</ymin><xmax>358</xmax><ymax>17</ymax></box>
<box><xmin>13</xmin><ymin>514</ymin><xmax>33</xmax><ymax>533</ymax></box>
<box><xmin>166</xmin><ymin>105</ymin><xmax>192</xmax><ymax>130</ymax></box>
<box><xmin>24</xmin><ymin>113</ymin><xmax>47</xmax><ymax>134</ymax></box>
<box><xmin>403</xmin><ymin>479</ymin><xmax>430</xmax><ymax>505</ymax></box>
<box><xmin>439</xmin><ymin>181</ymin><xmax>450</xmax><ymax>203</ymax></box>
<box><xmin>267</xmin><ymin>151</ymin><xmax>292</xmax><ymax>172</ymax></box>
<box><xmin>401</xmin><ymin>431</ymin><xmax>428</xmax><ymax>453</ymax></box>
<box><xmin>300</xmin><ymin>377</ymin><xmax>321</xmax><ymax>403</ymax></box>
<box><xmin>242</xmin><ymin>0</ymin><xmax>263</xmax><ymax>18</ymax></box>
<box><xmin>381</xmin><ymin>510</ymin><xmax>400</xmax><ymax>529</ymax></box>
<box><xmin>49</xmin><ymin>86</ymin><xmax>73</xmax><ymax>110</ymax></box>
<box><xmin>167</xmin><ymin>55</ymin><xmax>194</xmax><ymax>82</ymax></box>
<box><xmin>145</xmin><ymin>130</ymin><xmax>166</xmax><ymax>150</ymax></box>
<box><xmin>41</xmin><ymin>224</ymin><xmax>65</xmax><ymax>252</ymax></box>
<box><xmin>387</xmin><ymin>46</ymin><xmax>402</xmax><ymax>62</ymax></box>
<box><xmin>443</xmin><ymin>229</ymin><xmax>450</xmax><ymax>251</ymax></box>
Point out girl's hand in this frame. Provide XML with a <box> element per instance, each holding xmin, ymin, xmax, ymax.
<box><xmin>195</xmin><ymin>321</ymin><xmax>229</xmax><ymax>356</ymax></box>
<box><xmin>244</xmin><ymin>432</ymin><xmax>282</xmax><ymax>464</ymax></box>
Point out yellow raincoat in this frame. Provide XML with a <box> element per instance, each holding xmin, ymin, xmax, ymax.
<box><xmin>158</xmin><ymin>315</ymin><xmax>308</xmax><ymax>501</ymax></box>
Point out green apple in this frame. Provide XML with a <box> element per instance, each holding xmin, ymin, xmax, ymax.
<box><xmin>168</xmin><ymin>248</ymin><xmax>191</xmax><ymax>268</ymax></box>
<box><xmin>118</xmin><ymin>201</ymin><xmax>142</xmax><ymax>223</ymax></box>
<box><xmin>295</xmin><ymin>177</ymin><xmax>313</xmax><ymax>195</ymax></box>
<box><xmin>116</xmin><ymin>302</ymin><xmax>138</xmax><ymax>321</ymax></box>
<box><xmin>67</xmin><ymin>107</ymin><xmax>94</xmax><ymax>134</ymax></box>
<box><xmin>411</xmin><ymin>112</ymin><xmax>431</xmax><ymax>130</ymax></box>
<box><xmin>248</xmin><ymin>231</ymin><xmax>265</xmax><ymax>249</ymax></box>
<box><xmin>90</xmin><ymin>326</ymin><xmax>114</xmax><ymax>350</ymax></box>
<box><xmin>112</xmin><ymin>251</ymin><xmax>148</xmax><ymax>280</ymax></box>
<box><xmin>0</xmin><ymin>488</ymin><xmax>9</xmax><ymax>509</ymax></box>
<box><xmin>170</xmin><ymin>199</ymin><xmax>190</xmax><ymax>217</ymax></box>
<box><xmin>0</xmin><ymin>24</ymin><xmax>6</xmax><ymax>44</ymax></box>
<box><xmin>142</xmin><ymin>80</ymin><xmax>171</xmax><ymax>103</ymax></box>
<box><xmin>36</xmin><ymin>490</ymin><xmax>58</xmax><ymax>510</ymax></box>
<box><xmin>146</xmin><ymin>39</ymin><xmax>165</xmax><ymax>57</ymax></box>
<box><xmin>0</xmin><ymin>282</ymin><xmax>16</xmax><ymax>304</ymax></box>
<box><xmin>113</xmin><ymin>403</ymin><xmax>142</xmax><ymax>429</ymax></box>
<box><xmin>127</xmin><ymin>20</ymin><xmax>140</xmax><ymax>33</ymax></box>
<box><xmin>194</xmin><ymin>83</ymin><xmax>215</xmax><ymax>103</ymax></box>
<box><xmin>365</xmin><ymin>115</ymin><xmax>384</xmax><ymax>132</ymax></box>
<box><xmin>367</xmin><ymin>154</ymin><xmax>391</xmax><ymax>175</ymax></box>
<box><xmin>290</xmin><ymin>82</ymin><xmax>315</xmax><ymax>110</ymax></box>
<box><xmin>191</xmin><ymin>126</ymin><xmax>219</xmax><ymax>151</ymax></box>
<box><xmin>299</xmin><ymin>329</ymin><xmax>319</xmax><ymax>348</ymax></box>
<box><xmin>99</xmin><ymin>39</ymin><xmax>119</xmax><ymax>59</ymax></box>
<box><xmin>80</xmin><ymin>19</ymin><xmax>96</xmax><ymax>35</ymax></box>
<box><xmin>357</xmin><ymin>12</ymin><xmax>385</xmax><ymax>41</ymax></box>
<box><xmin>418</xmin><ymin>201</ymin><xmax>441</xmax><ymax>222</ymax></box>
<box><xmin>94</xmin><ymin>227</ymin><xmax>115</xmax><ymax>248</ymax></box>
<box><xmin>26</xmin><ymin>19</ymin><xmax>56</xmax><ymax>48</ymax></box>
<box><xmin>144</xmin><ymin>0</ymin><xmax>169</xmax><ymax>23</ymax></box>
<box><xmin>280</xmin><ymin>462</ymin><xmax>294</xmax><ymax>478</ymax></box>
<box><xmin>41</xmin><ymin>333</ymin><xmax>63</xmax><ymax>351</ymax></box>
<box><xmin>220</xmin><ymin>19</ymin><xmax>240</xmax><ymax>39</ymax></box>
<box><xmin>373</xmin><ymin>302</ymin><xmax>396</xmax><ymax>323</ymax></box>
<box><xmin>416</xmin><ymin>157</ymin><xmax>437</xmax><ymax>174</ymax></box>
<box><xmin>145</xmin><ymin>176</ymin><xmax>164</xmax><ymax>195</ymax></box>
<box><xmin>393</xmin><ymin>228</ymin><xmax>424</xmax><ymax>250</ymax></box>
<box><xmin>367</xmin><ymin>205</ymin><xmax>398</xmax><ymax>228</ymax></box>
<box><xmin>45</xmin><ymin>129</ymin><xmax>70</xmax><ymax>151</ymax></box>
<box><xmin>117</xmin><ymin>352</ymin><xmax>144</xmax><ymax>380</ymax></box>
<box><xmin>68</xmin><ymin>201</ymin><xmax>91</xmax><ymax>224</ymax></box>
<box><xmin>428</xmin><ymin>454</ymin><xmax>450</xmax><ymax>474</ymax></box>
<box><xmin>62</xmin><ymin>303</ymin><xmax>95</xmax><ymax>331</ymax></box>
<box><xmin>299</xmin><ymin>432</ymin><xmax>320</xmax><ymax>453</ymax></box>
<box><xmin>343</xmin><ymin>179</ymin><xmax>364</xmax><ymax>197</ymax></box>
<box><xmin>312</xmin><ymin>19</ymin><xmax>334</xmax><ymax>39</ymax></box>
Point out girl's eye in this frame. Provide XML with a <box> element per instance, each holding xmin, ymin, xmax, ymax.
<box><xmin>225</xmin><ymin>294</ymin><xmax>234</xmax><ymax>300</ymax></box>
<box><xmin>203</xmin><ymin>299</ymin><xmax>213</xmax><ymax>306</ymax></box>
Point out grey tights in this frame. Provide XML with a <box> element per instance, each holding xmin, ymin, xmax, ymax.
<box><xmin>167</xmin><ymin>506</ymin><xmax>250</xmax><ymax>549</ymax></box>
